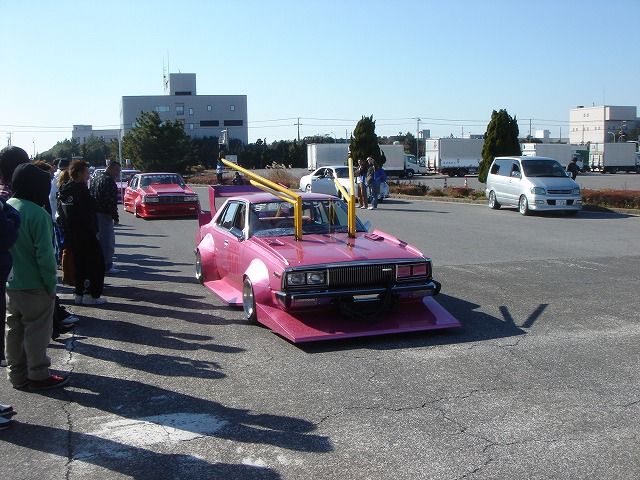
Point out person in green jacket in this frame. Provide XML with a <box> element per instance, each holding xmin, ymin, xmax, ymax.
<box><xmin>6</xmin><ymin>163</ymin><xmax>69</xmax><ymax>390</ymax></box>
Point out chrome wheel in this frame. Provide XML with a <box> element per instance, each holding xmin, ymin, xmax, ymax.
<box><xmin>242</xmin><ymin>277</ymin><xmax>257</xmax><ymax>323</ymax></box>
<box><xmin>519</xmin><ymin>195</ymin><xmax>530</xmax><ymax>216</ymax></box>
<box><xmin>489</xmin><ymin>191</ymin><xmax>500</xmax><ymax>210</ymax></box>
<box><xmin>195</xmin><ymin>251</ymin><xmax>204</xmax><ymax>284</ymax></box>
<box><xmin>305</xmin><ymin>184</ymin><xmax>312</xmax><ymax>192</ymax></box>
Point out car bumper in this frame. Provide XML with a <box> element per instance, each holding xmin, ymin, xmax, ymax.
<box><xmin>529</xmin><ymin>195</ymin><xmax>582</xmax><ymax>211</ymax></box>
<box><xmin>274</xmin><ymin>280</ymin><xmax>441</xmax><ymax>310</ymax></box>
<box><xmin>138</xmin><ymin>202</ymin><xmax>199</xmax><ymax>218</ymax></box>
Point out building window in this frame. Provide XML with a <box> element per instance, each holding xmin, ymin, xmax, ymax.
<box><xmin>200</xmin><ymin>120</ymin><xmax>220</xmax><ymax>127</ymax></box>
<box><xmin>154</xmin><ymin>105</ymin><xmax>170</xmax><ymax>112</ymax></box>
<box><xmin>207</xmin><ymin>105</ymin><xmax>212</xmax><ymax>111</ymax></box>
<box><xmin>224</xmin><ymin>120</ymin><xmax>243</xmax><ymax>127</ymax></box>
<box><xmin>175</xmin><ymin>91</ymin><xmax>191</xmax><ymax>96</ymax></box>
<box><xmin>188</xmin><ymin>123</ymin><xmax>194</xmax><ymax>131</ymax></box>
<box><xmin>176</xmin><ymin>104</ymin><xmax>184</xmax><ymax>116</ymax></box>
<box><xmin>230</xmin><ymin>105</ymin><xmax>236</xmax><ymax>112</ymax></box>
<box><xmin>188</xmin><ymin>107</ymin><xmax>193</xmax><ymax>116</ymax></box>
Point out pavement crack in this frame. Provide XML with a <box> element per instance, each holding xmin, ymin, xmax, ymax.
<box><xmin>456</xmin><ymin>458</ymin><xmax>493</xmax><ymax>480</ymax></box>
<box><xmin>62</xmin><ymin>329</ymin><xmax>77</xmax><ymax>480</ymax></box>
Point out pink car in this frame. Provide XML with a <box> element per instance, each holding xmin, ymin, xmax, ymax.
<box><xmin>195</xmin><ymin>185</ymin><xmax>460</xmax><ymax>343</ymax></box>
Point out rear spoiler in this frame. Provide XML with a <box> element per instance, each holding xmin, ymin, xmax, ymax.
<box><xmin>198</xmin><ymin>184</ymin><xmax>261</xmax><ymax>228</ymax></box>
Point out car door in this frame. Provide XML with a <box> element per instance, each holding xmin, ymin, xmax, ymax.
<box><xmin>213</xmin><ymin>201</ymin><xmax>245</xmax><ymax>283</ymax></box>
<box><xmin>124</xmin><ymin>175</ymin><xmax>139</xmax><ymax>211</ymax></box>
<box><xmin>505</xmin><ymin>160</ymin><xmax>523</xmax><ymax>204</ymax></box>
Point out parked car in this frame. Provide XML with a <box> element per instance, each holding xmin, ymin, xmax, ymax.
<box><xmin>195</xmin><ymin>182</ymin><xmax>460</xmax><ymax>343</ymax></box>
<box><xmin>123</xmin><ymin>173</ymin><xmax>199</xmax><ymax>218</ymax></box>
<box><xmin>299</xmin><ymin>165</ymin><xmax>389</xmax><ymax>202</ymax></box>
<box><xmin>486</xmin><ymin>156</ymin><xmax>582</xmax><ymax>216</ymax></box>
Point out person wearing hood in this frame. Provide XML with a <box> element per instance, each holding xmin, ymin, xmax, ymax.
<box><xmin>58</xmin><ymin>159</ymin><xmax>106</xmax><ymax>305</ymax></box>
<box><xmin>0</xmin><ymin>146</ymin><xmax>30</xmax><ymax>200</ymax></box>
<box><xmin>6</xmin><ymin>163</ymin><xmax>68</xmax><ymax>390</ymax></box>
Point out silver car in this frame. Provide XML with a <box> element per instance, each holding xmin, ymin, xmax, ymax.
<box><xmin>486</xmin><ymin>156</ymin><xmax>582</xmax><ymax>215</ymax></box>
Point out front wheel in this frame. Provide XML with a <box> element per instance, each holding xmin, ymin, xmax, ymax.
<box><xmin>305</xmin><ymin>184</ymin><xmax>312</xmax><ymax>192</ymax></box>
<box><xmin>405</xmin><ymin>169</ymin><xmax>414</xmax><ymax>178</ymax></box>
<box><xmin>242</xmin><ymin>277</ymin><xmax>258</xmax><ymax>324</ymax></box>
<box><xmin>519</xmin><ymin>195</ymin><xmax>531</xmax><ymax>216</ymax></box>
<box><xmin>488</xmin><ymin>191</ymin><xmax>501</xmax><ymax>209</ymax></box>
<box><xmin>195</xmin><ymin>250</ymin><xmax>204</xmax><ymax>284</ymax></box>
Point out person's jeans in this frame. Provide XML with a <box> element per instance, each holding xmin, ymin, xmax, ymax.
<box><xmin>370</xmin><ymin>182</ymin><xmax>380</xmax><ymax>208</ymax></box>
<box><xmin>96</xmin><ymin>213</ymin><xmax>115</xmax><ymax>270</ymax></box>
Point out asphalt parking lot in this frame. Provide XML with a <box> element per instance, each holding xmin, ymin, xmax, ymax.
<box><xmin>2</xmin><ymin>198</ymin><xmax>639</xmax><ymax>479</ymax></box>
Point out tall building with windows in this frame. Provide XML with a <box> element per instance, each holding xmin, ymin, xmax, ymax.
<box><xmin>569</xmin><ymin>105</ymin><xmax>638</xmax><ymax>145</ymax></box>
<box><xmin>72</xmin><ymin>124</ymin><xmax>120</xmax><ymax>144</ymax></box>
<box><xmin>121</xmin><ymin>73</ymin><xmax>248</xmax><ymax>145</ymax></box>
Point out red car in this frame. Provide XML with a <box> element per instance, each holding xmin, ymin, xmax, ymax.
<box><xmin>195</xmin><ymin>166</ymin><xmax>460</xmax><ymax>343</ymax></box>
<box><xmin>123</xmin><ymin>173</ymin><xmax>199</xmax><ymax>218</ymax></box>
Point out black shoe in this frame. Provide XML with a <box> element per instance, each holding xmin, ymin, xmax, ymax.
<box><xmin>52</xmin><ymin>323</ymin><xmax>74</xmax><ymax>339</ymax></box>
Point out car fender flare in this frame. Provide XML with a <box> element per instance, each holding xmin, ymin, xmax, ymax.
<box><xmin>244</xmin><ymin>259</ymin><xmax>270</xmax><ymax>305</ymax></box>
<box><xmin>197</xmin><ymin>233</ymin><xmax>220</xmax><ymax>281</ymax></box>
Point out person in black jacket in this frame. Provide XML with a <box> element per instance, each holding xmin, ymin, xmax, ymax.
<box><xmin>1</xmin><ymin>197</ymin><xmax>20</xmax><ymax>367</ymax></box>
<box><xmin>90</xmin><ymin>161</ymin><xmax>120</xmax><ymax>274</ymax></box>
<box><xmin>58</xmin><ymin>160</ymin><xmax>106</xmax><ymax>305</ymax></box>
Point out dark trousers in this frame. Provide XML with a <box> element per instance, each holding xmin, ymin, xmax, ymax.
<box><xmin>1</xmin><ymin>262</ymin><xmax>10</xmax><ymax>360</ymax></box>
<box><xmin>71</xmin><ymin>235</ymin><xmax>105</xmax><ymax>298</ymax></box>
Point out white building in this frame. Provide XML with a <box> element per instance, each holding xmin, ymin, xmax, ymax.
<box><xmin>72</xmin><ymin>125</ymin><xmax>120</xmax><ymax>145</ymax></box>
<box><xmin>121</xmin><ymin>73</ymin><xmax>248</xmax><ymax>145</ymax></box>
<box><xmin>569</xmin><ymin>105</ymin><xmax>638</xmax><ymax>145</ymax></box>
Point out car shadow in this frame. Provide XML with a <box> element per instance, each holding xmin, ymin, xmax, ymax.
<box><xmin>105</xmin><ymin>284</ymin><xmax>220</xmax><ymax>311</ymax></box>
<box><xmin>6</xmin><ymin>423</ymin><xmax>283</xmax><ymax>479</ymax></box>
<box><xmin>300</xmin><ymin>294</ymin><xmax>541</xmax><ymax>353</ymax></box>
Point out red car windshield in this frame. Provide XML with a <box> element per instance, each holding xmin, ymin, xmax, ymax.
<box><xmin>249</xmin><ymin>199</ymin><xmax>366</xmax><ymax>237</ymax></box>
<box><xmin>140</xmin><ymin>174</ymin><xmax>185</xmax><ymax>187</ymax></box>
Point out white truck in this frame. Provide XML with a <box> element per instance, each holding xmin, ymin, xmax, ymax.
<box><xmin>424</xmin><ymin>138</ymin><xmax>483</xmax><ymax>176</ymax></box>
<box><xmin>307</xmin><ymin>144</ymin><xmax>349</xmax><ymax>170</ymax></box>
<box><xmin>589</xmin><ymin>143</ymin><xmax>639</xmax><ymax>173</ymax></box>
<box><xmin>307</xmin><ymin>143</ymin><xmax>420</xmax><ymax>177</ymax></box>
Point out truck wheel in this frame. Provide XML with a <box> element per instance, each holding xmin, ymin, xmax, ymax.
<box><xmin>406</xmin><ymin>169</ymin><xmax>414</xmax><ymax>178</ymax></box>
<box><xmin>242</xmin><ymin>277</ymin><xmax>258</xmax><ymax>324</ymax></box>
<box><xmin>488</xmin><ymin>191</ymin><xmax>501</xmax><ymax>209</ymax></box>
<box><xmin>457</xmin><ymin>169</ymin><xmax>466</xmax><ymax>177</ymax></box>
<box><xmin>447</xmin><ymin>171</ymin><xmax>455</xmax><ymax>177</ymax></box>
<box><xmin>518</xmin><ymin>195</ymin><xmax>531</xmax><ymax>216</ymax></box>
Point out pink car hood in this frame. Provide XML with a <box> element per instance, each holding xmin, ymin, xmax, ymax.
<box><xmin>144</xmin><ymin>184</ymin><xmax>193</xmax><ymax>195</ymax></box>
<box><xmin>250</xmin><ymin>230</ymin><xmax>425</xmax><ymax>267</ymax></box>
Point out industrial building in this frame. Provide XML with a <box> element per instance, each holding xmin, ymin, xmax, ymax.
<box><xmin>569</xmin><ymin>105</ymin><xmax>638</xmax><ymax>145</ymax></box>
<box><xmin>72</xmin><ymin>125</ymin><xmax>120</xmax><ymax>145</ymax></box>
<box><xmin>120</xmin><ymin>73</ymin><xmax>248</xmax><ymax>145</ymax></box>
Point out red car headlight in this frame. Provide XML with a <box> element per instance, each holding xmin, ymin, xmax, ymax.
<box><xmin>143</xmin><ymin>195</ymin><xmax>159</xmax><ymax>203</ymax></box>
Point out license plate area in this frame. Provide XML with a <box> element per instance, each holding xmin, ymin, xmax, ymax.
<box><xmin>556</xmin><ymin>199</ymin><xmax>566</xmax><ymax>206</ymax></box>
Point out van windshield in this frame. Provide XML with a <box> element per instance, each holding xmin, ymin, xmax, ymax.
<box><xmin>521</xmin><ymin>159</ymin><xmax>567</xmax><ymax>178</ymax></box>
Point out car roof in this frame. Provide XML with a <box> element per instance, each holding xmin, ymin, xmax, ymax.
<box><xmin>227</xmin><ymin>192</ymin><xmax>338</xmax><ymax>203</ymax></box>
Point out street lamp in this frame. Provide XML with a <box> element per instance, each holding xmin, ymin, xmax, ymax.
<box><xmin>608</xmin><ymin>131</ymin><xmax>616</xmax><ymax>143</ymax></box>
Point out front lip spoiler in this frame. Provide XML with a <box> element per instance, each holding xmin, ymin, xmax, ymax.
<box><xmin>275</xmin><ymin>280</ymin><xmax>441</xmax><ymax>308</ymax></box>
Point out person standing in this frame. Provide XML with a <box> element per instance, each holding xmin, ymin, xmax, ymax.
<box><xmin>58</xmin><ymin>160</ymin><xmax>107</xmax><ymax>305</ymax></box>
<box><xmin>6</xmin><ymin>163</ymin><xmax>68</xmax><ymax>390</ymax></box>
<box><xmin>216</xmin><ymin>156</ymin><xmax>224</xmax><ymax>184</ymax></box>
<box><xmin>356</xmin><ymin>158</ymin><xmax>368</xmax><ymax>209</ymax></box>
<box><xmin>1</xmin><ymin>196</ymin><xmax>20</xmax><ymax>368</ymax></box>
<box><xmin>366</xmin><ymin>157</ymin><xmax>380</xmax><ymax>210</ymax></box>
<box><xmin>90</xmin><ymin>161</ymin><xmax>121</xmax><ymax>274</ymax></box>
<box><xmin>566</xmin><ymin>156</ymin><xmax>580</xmax><ymax>180</ymax></box>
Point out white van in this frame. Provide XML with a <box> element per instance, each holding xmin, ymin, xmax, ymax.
<box><xmin>486</xmin><ymin>156</ymin><xmax>582</xmax><ymax>215</ymax></box>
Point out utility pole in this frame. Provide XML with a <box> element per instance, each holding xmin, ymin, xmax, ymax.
<box><xmin>529</xmin><ymin>118</ymin><xmax>532</xmax><ymax>137</ymax></box>
<box><xmin>294</xmin><ymin>117</ymin><xmax>302</xmax><ymax>141</ymax></box>
<box><xmin>416</xmin><ymin>117</ymin><xmax>421</xmax><ymax>158</ymax></box>
<box><xmin>7</xmin><ymin>132</ymin><xmax>11</xmax><ymax>147</ymax></box>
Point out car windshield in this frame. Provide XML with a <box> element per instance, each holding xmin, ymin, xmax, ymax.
<box><xmin>121</xmin><ymin>170</ymin><xmax>140</xmax><ymax>182</ymax></box>
<box><xmin>249</xmin><ymin>199</ymin><xmax>366</xmax><ymax>237</ymax></box>
<box><xmin>521</xmin><ymin>160</ymin><xmax>567</xmax><ymax>177</ymax></box>
<box><xmin>140</xmin><ymin>174</ymin><xmax>185</xmax><ymax>187</ymax></box>
<box><xmin>333</xmin><ymin>168</ymin><xmax>349</xmax><ymax>178</ymax></box>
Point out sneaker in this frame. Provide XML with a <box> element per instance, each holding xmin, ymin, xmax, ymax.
<box><xmin>367</xmin><ymin>206</ymin><xmax>374</xmax><ymax>210</ymax></box>
<box><xmin>61</xmin><ymin>315</ymin><xmax>79</xmax><ymax>326</ymax></box>
<box><xmin>0</xmin><ymin>404</ymin><xmax>14</xmax><ymax>416</ymax></box>
<box><xmin>29</xmin><ymin>374</ymin><xmax>69</xmax><ymax>391</ymax></box>
<box><xmin>74</xmin><ymin>295</ymin><xmax>83</xmax><ymax>305</ymax></box>
<box><xmin>107</xmin><ymin>267</ymin><xmax>120</xmax><ymax>274</ymax></box>
<box><xmin>12</xmin><ymin>380</ymin><xmax>29</xmax><ymax>390</ymax></box>
<box><xmin>0</xmin><ymin>359</ymin><xmax>7</xmax><ymax>367</ymax></box>
<box><xmin>82</xmin><ymin>295</ymin><xmax>107</xmax><ymax>305</ymax></box>
<box><xmin>0</xmin><ymin>417</ymin><xmax>13</xmax><ymax>430</ymax></box>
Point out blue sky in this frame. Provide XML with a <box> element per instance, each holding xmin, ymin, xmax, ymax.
<box><xmin>1</xmin><ymin>0</ymin><xmax>639</xmax><ymax>154</ymax></box>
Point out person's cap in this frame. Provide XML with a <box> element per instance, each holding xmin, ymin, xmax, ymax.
<box><xmin>57</xmin><ymin>158</ymin><xmax>70</xmax><ymax>169</ymax></box>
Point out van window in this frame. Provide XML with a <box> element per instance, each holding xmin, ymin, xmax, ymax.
<box><xmin>491</xmin><ymin>159</ymin><xmax>512</xmax><ymax>176</ymax></box>
<box><xmin>511</xmin><ymin>161</ymin><xmax>521</xmax><ymax>177</ymax></box>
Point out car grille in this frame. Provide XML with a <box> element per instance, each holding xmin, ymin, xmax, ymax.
<box><xmin>328</xmin><ymin>264</ymin><xmax>396</xmax><ymax>289</ymax></box>
<box><xmin>547</xmin><ymin>189</ymin><xmax>572</xmax><ymax>195</ymax></box>
<box><xmin>159</xmin><ymin>195</ymin><xmax>185</xmax><ymax>203</ymax></box>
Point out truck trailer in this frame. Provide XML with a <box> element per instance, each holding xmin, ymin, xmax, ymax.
<box><xmin>424</xmin><ymin>138</ymin><xmax>483</xmax><ymax>176</ymax></box>
<box><xmin>521</xmin><ymin>143</ymin><xmax>589</xmax><ymax>171</ymax></box>
<box><xmin>589</xmin><ymin>143</ymin><xmax>638</xmax><ymax>173</ymax></box>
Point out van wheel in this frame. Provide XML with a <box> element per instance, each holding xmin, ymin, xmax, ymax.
<box><xmin>242</xmin><ymin>277</ymin><xmax>258</xmax><ymax>324</ymax></box>
<box><xmin>488</xmin><ymin>191</ymin><xmax>501</xmax><ymax>209</ymax></box>
<box><xmin>518</xmin><ymin>195</ymin><xmax>531</xmax><ymax>216</ymax></box>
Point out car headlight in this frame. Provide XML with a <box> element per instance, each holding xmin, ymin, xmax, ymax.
<box><xmin>530</xmin><ymin>187</ymin><xmax>546</xmax><ymax>195</ymax></box>
<box><xmin>184</xmin><ymin>194</ymin><xmax>198</xmax><ymax>202</ymax></box>
<box><xmin>143</xmin><ymin>195</ymin><xmax>159</xmax><ymax>203</ymax></box>
<box><xmin>306</xmin><ymin>271</ymin><xmax>326</xmax><ymax>285</ymax></box>
<box><xmin>572</xmin><ymin>187</ymin><xmax>580</xmax><ymax>195</ymax></box>
<box><xmin>397</xmin><ymin>262</ymin><xmax>430</xmax><ymax>279</ymax></box>
<box><xmin>286</xmin><ymin>272</ymin><xmax>306</xmax><ymax>286</ymax></box>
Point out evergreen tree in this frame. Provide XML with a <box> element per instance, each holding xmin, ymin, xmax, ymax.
<box><xmin>122</xmin><ymin>111</ymin><xmax>194</xmax><ymax>173</ymax></box>
<box><xmin>479</xmin><ymin>109</ymin><xmax>521</xmax><ymax>183</ymax></box>
<box><xmin>349</xmin><ymin>115</ymin><xmax>381</xmax><ymax>165</ymax></box>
